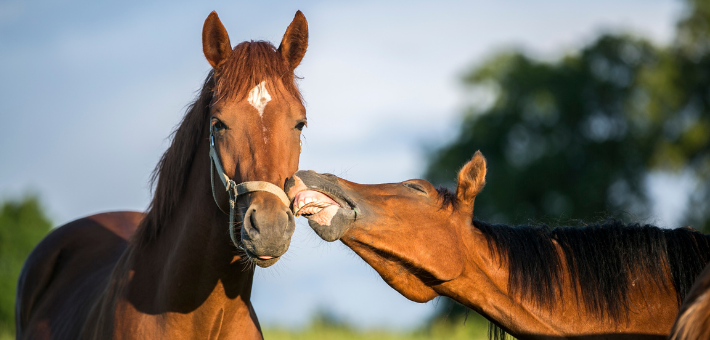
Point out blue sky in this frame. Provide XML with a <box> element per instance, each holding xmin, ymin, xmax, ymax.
<box><xmin>0</xmin><ymin>0</ymin><xmax>686</xmax><ymax>329</ymax></box>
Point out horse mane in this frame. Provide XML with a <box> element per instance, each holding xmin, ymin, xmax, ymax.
<box><xmin>134</xmin><ymin>41</ymin><xmax>302</xmax><ymax>247</ymax></box>
<box><xmin>436</xmin><ymin>186</ymin><xmax>459</xmax><ymax>210</ymax></box>
<box><xmin>472</xmin><ymin>219</ymin><xmax>710</xmax><ymax>321</ymax></box>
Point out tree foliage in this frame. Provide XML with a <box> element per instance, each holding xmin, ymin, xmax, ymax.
<box><xmin>0</xmin><ymin>196</ymin><xmax>51</xmax><ymax>334</ymax></box>
<box><xmin>425</xmin><ymin>0</ymin><xmax>710</xmax><ymax>230</ymax></box>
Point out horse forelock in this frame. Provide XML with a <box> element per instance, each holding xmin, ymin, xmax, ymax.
<box><xmin>214</xmin><ymin>41</ymin><xmax>303</xmax><ymax>105</ymax></box>
<box><xmin>134</xmin><ymin>41</ymin><xmax>304</xmax><ymax>247</ymax></box>
<box><xmin>471</xmin><ymin>219</ymin><xmax>710</xmax><ymax>329</ymax></box>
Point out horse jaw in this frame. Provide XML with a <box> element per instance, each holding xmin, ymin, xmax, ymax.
<box><xmin>340</xmin><ymin>232</ymin><xmax>439</xmax><ymax>303</ymax></box>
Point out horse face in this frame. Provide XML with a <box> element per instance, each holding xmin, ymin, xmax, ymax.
<box><xmin>203</xmin><ymin>11</ymin><xmax>308</xmax><ymax>268</ymax></box>
<box><xmin>285</xmin><ymin>152</ymin><xmax>487</xmax><ymax>301</ymax></box>
<box><xmin>209</xmin><ymin>82</ymin><xmax>304</xmax><ymax>267</ymax></box>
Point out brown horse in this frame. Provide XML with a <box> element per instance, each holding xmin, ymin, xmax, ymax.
<box><xmin>16</xmin><ymin>11</ymin><xmax>309</xmax><ymax>340</ymax></box>
<box><xmin>286</xmin><ymin>151</ymin><xmax>710</xmax><ymax>340</ymax></box>
<box><xmin>668</xmin><ymin>263</ymin><xmax>710</xmax><ymax>340</ymax></box>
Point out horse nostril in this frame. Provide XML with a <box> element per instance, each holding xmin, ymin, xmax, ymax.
<box><xmin>248</xmin><ymin>208</ymin><xmax>259</xmax><ymax>233</ymax></box>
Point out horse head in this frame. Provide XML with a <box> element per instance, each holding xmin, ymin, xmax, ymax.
<box><xmin>285</xmin><ymin>152</ymin><xmax>487</xmax><ymax>300</ymax></box>
<box><xmin>203</xmin><ymin>11</ymin><xmax>308</xmax><ymax>267</ymax></box>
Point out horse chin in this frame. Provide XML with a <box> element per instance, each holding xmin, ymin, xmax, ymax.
<box><xmin>244</xmin><ymin>249</ymin><xmax>281</xmax><ymax>268</ymax></box>
<box><xmin>306</xmin><ymin>208</ymin><xmax>356</xmax><ymax>242</ymax></box>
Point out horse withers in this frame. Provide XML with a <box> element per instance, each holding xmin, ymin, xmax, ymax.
<box><xmin>16</xmin><ymin>11</ymin><xmax>309</xmax><ymax>340</ymax></box>
<box><xmin>286</xmin><ymin>152</ymin><xmax>710</xmax><ymax>340</ymax></box>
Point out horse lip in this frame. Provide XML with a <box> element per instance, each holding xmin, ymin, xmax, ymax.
<box><xmin>289</xmin><ymin>171</ymin><xmax>357</xmax><ymax>212</ymax></box>
<box><xmin>244</xmin><ymin>248</ymin><xmax>280</xmax><ymax>268</ymax></box>
<box><xmin>295</xmin><ymin>188</ymin><xmax>353</xmax><ymax>214</ymax></box>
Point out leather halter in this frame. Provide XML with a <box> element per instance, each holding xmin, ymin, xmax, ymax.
<box><xmin>209</xmin><ymin>126</ymin><xmax>291</xmax><ymax>248</ymax></box>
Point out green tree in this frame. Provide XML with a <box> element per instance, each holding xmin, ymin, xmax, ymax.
<box><xmin>426</xmin><ymin>34</ymin><xmax>662</xmax><ymax>224</ymax></box>
<box><xmin>0</xmin><ymin>196</ymin><xmax>51</xmax><ymax>336</ymax></box>
<box><xmin>425</xmin><ymin>1</ymin><xmax>710</xmax><ymax>230</ymax></box>
<box><xmin>645</xmin><ymin>0</ymin><xmax>710</xmax><ymax>231</ymax></box>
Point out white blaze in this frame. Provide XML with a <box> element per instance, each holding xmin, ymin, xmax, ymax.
<box><xmin>248</xmin><ymin>81</ymin><xmax>271</xmax><ymax>117</ymax></box>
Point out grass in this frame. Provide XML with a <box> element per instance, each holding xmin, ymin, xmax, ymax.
<box><xmin>0</xmin><ymin>330</ymin><xmax>12</xmax><ymax>340</ymax></box>
<box><xmin>0</xmin><ymin>314</ymin><xmax>495</xmax><ymax>340</ymax></box>
<box><xmin>263</xmin><ymin>316</ymin><xmax>491</xmax><ymax>340</ymax></box>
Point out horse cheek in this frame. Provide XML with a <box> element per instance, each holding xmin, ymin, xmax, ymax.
<box><xmin>411</xmin><ymin>228</ymin><xmax>464</xmax><ymax>282</ymax></box>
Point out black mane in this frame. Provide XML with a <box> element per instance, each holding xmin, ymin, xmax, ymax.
<box><xmin>436</xmin><ymin>186</ymin><xmax>459</xmax><ymax>210</ymax></box>
<box><xmin>473</xmin><ymin>219</ymin><xmax>710</xmax><ymax>321</ymax></box>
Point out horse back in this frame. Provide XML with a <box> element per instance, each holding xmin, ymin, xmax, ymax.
<box><xmin>15</xmin><ymin>211</ymin><xmax>144</xmax><ymax>340</ymax></box>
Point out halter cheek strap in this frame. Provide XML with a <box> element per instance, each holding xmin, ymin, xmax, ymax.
<box><xmin>209</xmin><ymin>130</ymin><xmax>291</xmax><ymax>248</ymax></box>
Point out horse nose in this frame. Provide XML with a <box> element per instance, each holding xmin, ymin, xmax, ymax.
<box><xmin>241</xmin><ymin>202</ymin><xmax>295</xmax><ymax>257</ymax></box>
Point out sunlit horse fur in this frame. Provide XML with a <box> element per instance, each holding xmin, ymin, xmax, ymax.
<box><xmin>16</xmin><ymin>11</ymin><xmax>309</xmax><ymax>340</ymax></box>
<box><xmin>286</xmin><ymin>151</ymin><xmax>710</xmax><ymax>340</ymax></box>
<box><xmin>669</xmin><ymin>263</ymin><xmax>710</xmax><ymax>340</ymax></box>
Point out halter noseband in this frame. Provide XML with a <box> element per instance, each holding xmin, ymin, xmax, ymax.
<box><xmin>209</xmin><ymin>127</ymin><xmax>291</xmax><ymax>248</ymax></box>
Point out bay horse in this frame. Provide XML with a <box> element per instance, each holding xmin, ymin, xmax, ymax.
<box><xmin>16</xmin><ymin>11</ymin><xmax>309</xmax><ymax>340</ymax></box>
<box><xmin>285</xmin><ymin>151</ymin><xmax>710</xmax><ymax>340</ymax></box>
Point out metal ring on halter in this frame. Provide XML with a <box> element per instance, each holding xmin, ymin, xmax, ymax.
<box><xmin>209</xmin><ymin>127</ymin><xmax>291</xmax><ymax>249</ymax></box>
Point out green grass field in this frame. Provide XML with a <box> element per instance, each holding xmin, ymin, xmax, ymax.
<box><xmin>0</xmin><ymin>316</ymin><xmax>494</xmax><ymax>340</ymax></box>
<box><xmin>263</xmin><ymin>316</ymin><xmax>491</xmax><ymax>340</ymax></box>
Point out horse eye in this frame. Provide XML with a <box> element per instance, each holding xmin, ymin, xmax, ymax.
<box><xmin>295</xmin><ymin>121</ymin><xmax>306</xmax><ymax>131</ymax></box>
<box><xmin>403</xmin><ymin>182</ymin><xmax>427</xmax><ymax>194</ymax></box>
<box><xmin>212</xmin><ymin>118</ymin><xmax>227</xmax><ymax>131</ymax></box>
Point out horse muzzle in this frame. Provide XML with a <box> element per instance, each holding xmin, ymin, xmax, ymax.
<box><xmin>240</xmin><ymin>193</ymin><xmax>295</xmax><ymax>268</ymax></box>
<box><xmin>286</xmin><ymin>170</ymin><xmax>357</xmax><ymax>242</ymax></box>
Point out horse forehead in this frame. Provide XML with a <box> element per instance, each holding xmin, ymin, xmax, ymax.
<box><xmin>246</xmin><ymin>81</ymin><xmax>301</xmax><ymax>119</ymax></box>
<box><xmin>248</xmin><ymin>81</ymin><xmax>271</xmax><ymax>117</ymax></box>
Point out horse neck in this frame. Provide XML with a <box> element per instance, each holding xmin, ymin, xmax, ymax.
<box><xmin>433</xmin><ymin>225</ymin><xmax>545</xmax><ymax>335</ymax></box>
<box><xmin>101</xmin><ymin>140</ymin><xmax>259</xmax><ymax>337</ymax></box>
<box><xmin>434</xmin><ymin>222</ymin><xmax>677</xmax><ymax>339</ymax></box>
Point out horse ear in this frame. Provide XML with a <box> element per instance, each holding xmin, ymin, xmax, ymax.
<box><xmin>278</xmin><ymin>11</ymin><xmax>308</xmax><ymax>72</ymax></box>
<box><xmin>202</xmin><ymin>11</ymin><xmax>232</xmax><ymax>68</ymax></box>
<box><xmin>456</xmin><ymin>151</ymin><xmax>487</xmax><ymax>210</ymax></box>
